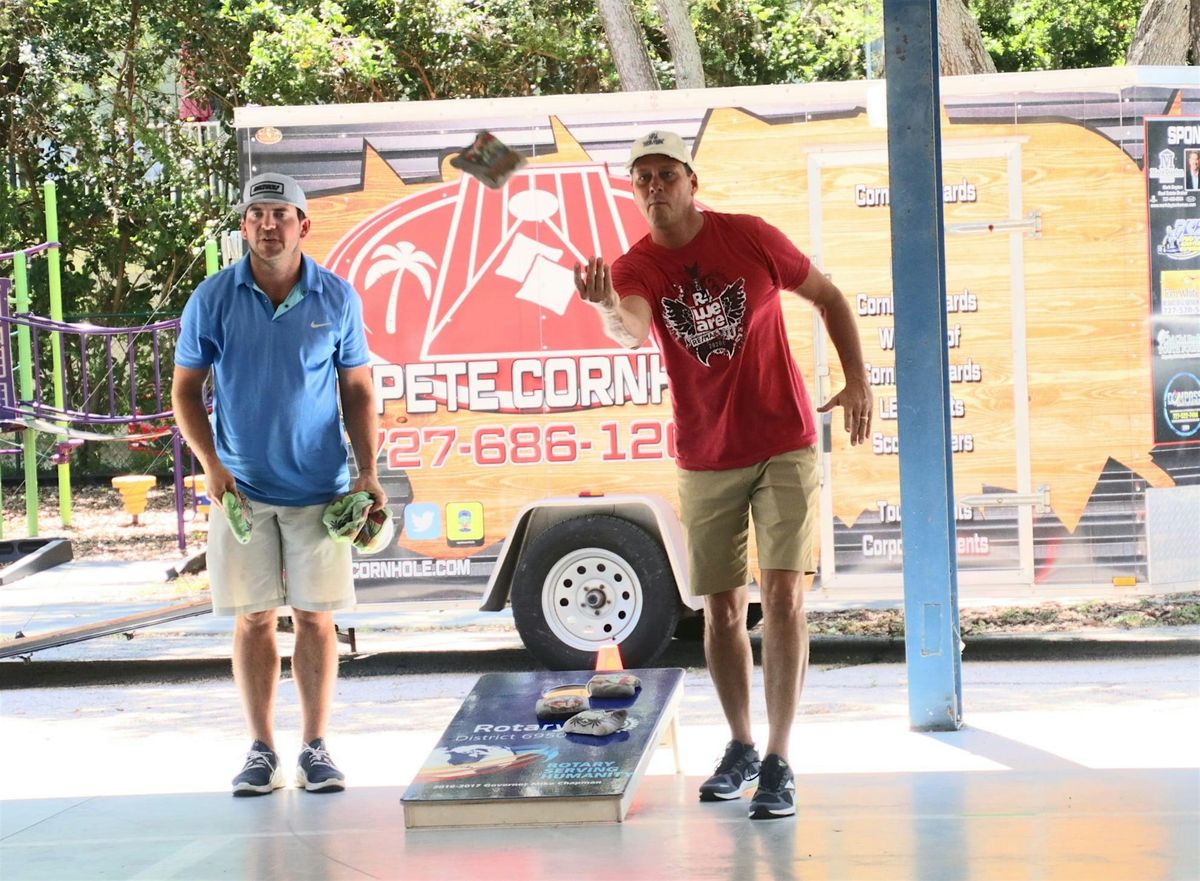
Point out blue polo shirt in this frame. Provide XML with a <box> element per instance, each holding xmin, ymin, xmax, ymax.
<box><xmin>175</xmin><ymin>253</ymin><xmax>370</xmax><ymax>505</ymax></box>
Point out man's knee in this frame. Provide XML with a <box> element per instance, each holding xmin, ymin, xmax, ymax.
<box><xmin>705</xmin><ymin>590</ymin><xmax>748</xmax><ymax>635</ymax></box>
<box><xmin>237</xmin><ymin>609</ymin><xmax>277</xmax><ymax>636</ymax></box>
<box><xmin>291</xmin><ymin>609</ymin><xmax>334</xmax><ymax>636</ymax></box>
<box><xmin>760</xmin><ymin>571</ymin><xmax>805</xmax><ymax>620</ymax></box>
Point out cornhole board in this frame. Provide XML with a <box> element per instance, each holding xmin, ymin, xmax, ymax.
<box><xmin>402</xmin><ymin>667</ymin><xmax>685</xmax><ymax>829</ymax></box>
<box><xmin>0</xmin><ymin>538</ymin><xmax>73</xmax><ymax>586</ymax></box>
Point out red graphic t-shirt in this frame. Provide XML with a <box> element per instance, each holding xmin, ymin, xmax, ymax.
<box><xmin>612</xmin><ymin>211</ymin><xmax>817</xmax><ymax>470</ymax></box>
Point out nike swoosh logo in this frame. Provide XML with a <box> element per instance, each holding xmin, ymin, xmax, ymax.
<box><xmin>310</xmin><ymin>321</ymin><xmax>331</xmax><ymax>328</ymax></box>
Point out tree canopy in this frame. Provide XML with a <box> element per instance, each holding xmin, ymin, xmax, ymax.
<box><xmin>0</xmin><ymin>0</ymin><xmax>1186</xmax><ymax>320</ymax></box>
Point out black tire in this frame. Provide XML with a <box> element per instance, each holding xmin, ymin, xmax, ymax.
<box><xmin>673</xmin><ymin>604</ymin><xmax>763</xmax><ymax>642</ymax></box>
<box><xmin>511</xmin><ymin>514</ymin><xmax>682</xmax><ymax>670</ymax></box>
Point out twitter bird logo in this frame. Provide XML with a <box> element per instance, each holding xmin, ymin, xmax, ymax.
<box><xmin>403</xmin><ymin>503</ymin><xmax>441</xmax><ymax>539</ymax></box>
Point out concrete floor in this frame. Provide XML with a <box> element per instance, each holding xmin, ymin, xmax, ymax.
<box><xmin>4</xmin><ymin>767</ymin><xmax>1196</xmax><ymax>881</ymax></box>
<box><xmin>3</xmin><ymin>657</ymin><xmax>1198</xmax><ymax>880</ymax></box>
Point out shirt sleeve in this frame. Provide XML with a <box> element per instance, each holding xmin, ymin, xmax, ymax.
<box><xmin>335</xmin><ymin>282</ymin><xmax>370</xmax><ymax>369</ymax></box>
<box><xmin>753</xmin><ymin>216</ymin><xmax>811</xmax><ymax>293</ymax></box>
<box><xmin>174</xmin><ymin>287</ymin><xmax>215</xmax><ymax>369</ymax></box>
<box><xmin>611</xmin><ymin>251</ymin><xmax>650</xmax><ymax>302</ymax></box>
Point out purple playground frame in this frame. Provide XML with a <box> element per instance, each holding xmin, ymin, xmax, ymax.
<box><xmin>1</xmin><ymin>264</ymin><xmax>198</xmax><ymax>552</ymax></box>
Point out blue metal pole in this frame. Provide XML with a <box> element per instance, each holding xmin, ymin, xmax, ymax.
<box><xmin>882</xmin><ymin>0</ymin><xmax>963</xmax><ymax>731</ymax></box>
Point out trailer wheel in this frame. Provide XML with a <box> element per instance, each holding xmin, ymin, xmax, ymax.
<box><xmin>511</xmin><ymin>514</ymin><xmax>681</xmax><ymax>670</ymax></box>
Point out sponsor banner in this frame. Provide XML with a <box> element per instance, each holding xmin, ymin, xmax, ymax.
<box><xmin>1146</xmin><ymin>118</ymin><xmax>1200</xmax><ymax>445</ymax></box>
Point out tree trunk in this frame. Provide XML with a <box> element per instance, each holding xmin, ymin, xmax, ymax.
<box><xmin>1126</xmin><ymin>0</ymin><xmax>1191</xmax><ymax>65</ymax></box>
<box><xmin>655</xmin><ymin>0</ymin><xmax>706</xmax><ymax>89</ymax></box>
<box><xmin>1192</xmin><ymin>0</ymin><xmax>1200</xmax><ymax>64</ymax></box>
<box><xmin>596</xmin><ymin>0</ymin><xmax>658</xmax><ymax>91</ymax></box>
<box><xmin>937</xmin><ymin>0</ymin><xmax>997</xmax><ymax>75</ymax></box>
<box><xmin>110</xmin><ymin>0</ymin><xmax>142</xmax><ymax>314</ymax></box>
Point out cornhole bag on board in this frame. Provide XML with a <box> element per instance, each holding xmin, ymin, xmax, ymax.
<box><xmin>586</xmin><ymin>673</ymin><xmax>642</xmax><ymax>699</ymax></box>
<box><xmin>562</xmin><ymin>709</ymin><xmax>628</xmax><ymax>736</ymax></box>
<box><xmin>535</xmin><ymin>693</ymin><xmax>589</xmax><ymax>722</ymax></box>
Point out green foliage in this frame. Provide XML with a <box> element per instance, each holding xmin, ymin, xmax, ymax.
<box><xmin>970</xmin><ymin>0</ymin><xmax>1142</xmax><ymax>71</ymax></box>
<box><xmin>2</xmin><ymin>0</ymin><xmax>234</xmax><ymax>322</ymax></box>
<box><xmin>1166</xmin><ymin>603</ymin><xmax>1200</xmax><ymax>626</ymax></box>
<box><xmin>216</xmin><ymin>0</ymin><xmax>618</xmax><ymax>103</ymax></box>
<box><xmin>681</xmin><ymin>0</ymin><xmax>881</xmax><ymax>86</ymax></box>
<box><xmin>227</xmin><ymin>1</ymin><xmax>397</xmax><ymax>104</ymax></box>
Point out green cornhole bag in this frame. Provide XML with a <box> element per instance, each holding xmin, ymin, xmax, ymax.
<box><xmin>221</xmin><ymin>491</ymin><xmax>253</xmax><ymax>545</ymax></box>
<box><xmin>322</xmin><ymin>492</ymin><xmax>373</xmax><ymax>543</ymax></box>
<box><xmin>322</xmin><ymin>492</ymin><xmax>392</xmax><ymax>552</ymax></box>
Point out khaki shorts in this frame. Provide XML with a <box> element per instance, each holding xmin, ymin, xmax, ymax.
<box><xmin>676</xmin><ymin>446</ymin><xmax>818</xmax><ymax>597</ymax></box>
<box><xmin>207</xmin><ymin>497</ymin><xmax>355</xmax><ymax>617</ymax></box>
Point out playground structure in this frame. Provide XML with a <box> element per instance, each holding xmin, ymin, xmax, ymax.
<box><xmin>1</xmin><ymin>181</ymin><xmax>223</xmax><ymax>553</ymax></box>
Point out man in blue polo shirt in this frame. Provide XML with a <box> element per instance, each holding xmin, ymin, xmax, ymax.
<box><xmin>173</xmin><ymin>172</ymin><xmax>386</xmax><ymax>796</ymax></box>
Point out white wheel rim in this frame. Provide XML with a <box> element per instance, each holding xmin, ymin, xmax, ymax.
<box><xmin>540</xmin><ymin>547</ymin><xmax>644</xmax><ymax>651</ymax></box>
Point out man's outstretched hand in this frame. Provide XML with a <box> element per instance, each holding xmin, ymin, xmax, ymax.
<box><xmin>817</xmin><ymin>377</ymin><xmax>873</xmax><ymax>446</ymax></box>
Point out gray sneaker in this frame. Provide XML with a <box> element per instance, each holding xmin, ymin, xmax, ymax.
<box><xmin>699</xmin><ymin>740</ymin><xmax>761</xmax><ymax>801</ymax></box>
<box><xmin>232</xmin><ymin>740</ymin><xmax>285</xmax><ymax>797</ymax></box>
<box><xmin>296</xmin><ymin>738</ymin><xmax>346</xmax><ymax>793</ymax></box>
<box><xmin>749</xmin><ymin>754</ymin><xmax>796</xmax><ymax>819</ymax></box>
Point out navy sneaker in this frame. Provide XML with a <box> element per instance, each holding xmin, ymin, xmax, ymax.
<box><xmin>749</xmin><ymin>754</ymin><xmax>795</xmax><ymax>819</ymax></box>
<box><xmin>699</xmin><ymin>740</ymin><xmax>761</xmax><ymax>802</ymax></box>
<box><xmin>232</xmin><ymin>740</ymin><xmax>285</xmax><ymax>796</ymax></box>
<box><xmin>296</xmin><ymin>738</ymin><xmax>346</xmax><ymax>793</ymax></box>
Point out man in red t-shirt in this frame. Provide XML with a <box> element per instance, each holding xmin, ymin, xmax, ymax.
<box><xmin>575</xmin><ymin>130</ymin><xmax>872</xmax><ymax>820</ymax></box>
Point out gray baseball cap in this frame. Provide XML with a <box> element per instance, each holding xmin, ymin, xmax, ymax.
<box><xmin>236</xmin><ymin>172</ymin><xmax>308</xmax><ymax>215</ymax></box>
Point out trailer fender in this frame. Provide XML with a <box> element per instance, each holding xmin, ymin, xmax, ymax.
<box><xmin>479</xmin><ymin>493</ymin><xmax>699</xmax><ymax>614</ymax></box>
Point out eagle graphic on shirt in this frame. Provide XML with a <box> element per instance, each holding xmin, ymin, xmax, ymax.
<box><xmin>661</xmin><ymin>273</ymin><xmax>748</xmax><ymax>366</ymax></box>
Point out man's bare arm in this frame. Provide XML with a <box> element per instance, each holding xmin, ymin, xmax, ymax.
<box><xmin>574</xmin><ymin>257</ymin><xmax>652</xmax><ymax>348</ymax></box>
<box><xmin>337</xmin><ymin>364</ymin><xmax>388</xmax><ymax>510</ymax></box>
<box><xmin>171</xmin><ymin>365</ymin><xmax>238</xmax><ymax>498</ymax></box>
<box><xmin>797</xmin><ymin>269</ymin><xmax>874</xmax><ymax>446</ymax></box>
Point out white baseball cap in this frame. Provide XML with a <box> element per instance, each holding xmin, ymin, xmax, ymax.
<box><xmin>236</xmin><ymin>172</ymin><xmax>308</xmax><ymax>215</ymax></box>
<box><xmin>625</xmin><ymin>130</ymin><xmax>694</xmax><ymax>171</ymax></box>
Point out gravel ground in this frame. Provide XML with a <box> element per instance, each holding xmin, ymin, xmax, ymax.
<box><xmin>4</xmin><ymin>483</ymin><xmax>1199</xmax><ymax>636</ymax></box>
<box><xmin>2</xmin><ymin>481</ymin><xmax>205</xmax><ymax>560</ymax></box>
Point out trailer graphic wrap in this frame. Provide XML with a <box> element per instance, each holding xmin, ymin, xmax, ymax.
<box><xmin>237</xmin><ymin>71</ymin><xmax>1200</xmax><ymax>600</ymax></box>
<box><xmin>326</xmin><ymin>166</ymin><xmax>656</xmax><ymax>409</ymax></box>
